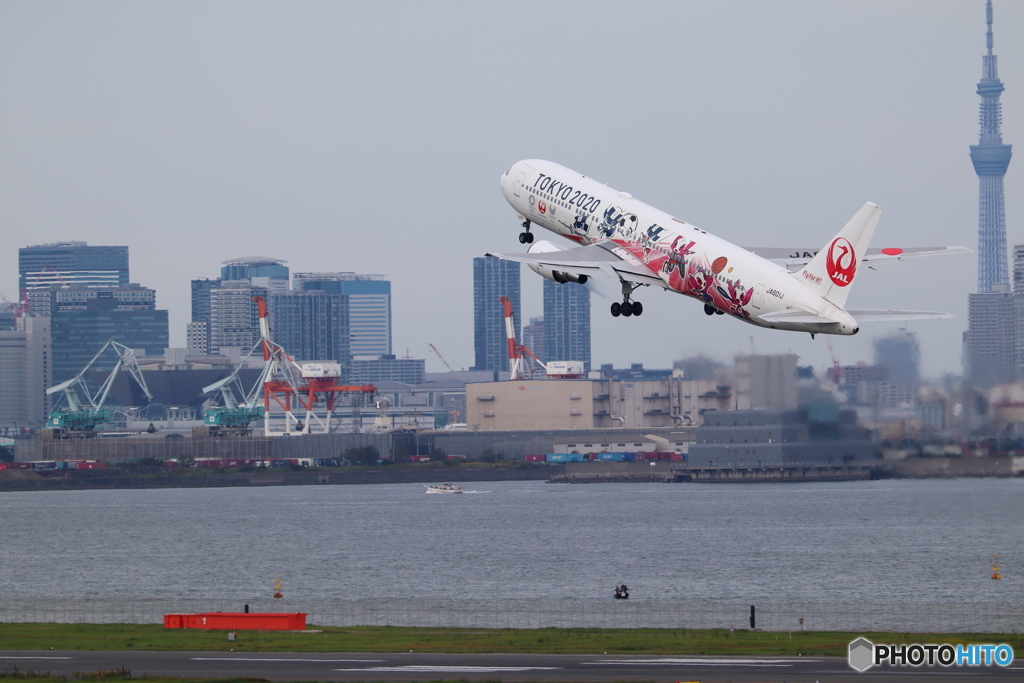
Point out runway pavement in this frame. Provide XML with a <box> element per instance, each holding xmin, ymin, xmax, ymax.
<box><xmin>1</xmin><ymin>650</ymin><xmax>1021</xmax><ymax>682</ymax></box>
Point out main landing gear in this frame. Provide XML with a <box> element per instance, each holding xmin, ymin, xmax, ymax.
<box><xmin>610</xmin><ymin>281</ymin><xmax>643</xmax><ymax>318</ymax></box>
<box><xmin>704</xmin><ymin>303</ymin><xmax>724</xmax><ymax>316</ymax></box>
<box><xmin>519</xmin><ymin>219</ymin><xmax>534</xmax><ymax>244</ymax></box>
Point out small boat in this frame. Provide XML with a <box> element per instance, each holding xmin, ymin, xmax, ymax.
<box><xmin>425</xmin><ymin>483</ymin><xmax>465</xmax><ymax>494</ymax></box>
<box><xmin>614</xmin><ymin>584</ymin><xmax>630</xmax><ymax>599</ymax></box>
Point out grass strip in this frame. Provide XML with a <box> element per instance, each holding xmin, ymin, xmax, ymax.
<box><xmin>1</xmin><ymin>623</ymin><xmax>1021</xmax><ymax>657</ymax></box>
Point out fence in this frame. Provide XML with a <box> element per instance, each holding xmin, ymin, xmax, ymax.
<box><xmin>1</xmin><ymin>598</ymin><xmax>1020</xmax><ymax>633</ymax></box>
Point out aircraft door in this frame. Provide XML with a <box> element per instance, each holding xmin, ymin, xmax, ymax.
<box><xmin>751</xmin><ymin>283</ymin><xmax>765</xmax><ymax>310</ymax></box>
<box><xmin>513</xmin><ymin>172</ymin><xmax>525</xmax><ymax>197</ymax></box>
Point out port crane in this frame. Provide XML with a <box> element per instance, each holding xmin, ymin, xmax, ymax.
<box><xmin>199</xmin><ymin>343</ymin><xmax>266</xmax><ymax>437</ymax></box>
<box><xmin>498</xmin><ymin>296</ymin><xmax>584</xmax><ymax>380</ymax></box>
<box><xmin>202</xmin><ymin>296</ymin><xmax>376</xmax><ymax>436</ymax></box>
<box><xmin>44</xmin><ymin>340</ymin><xmax>154</xmax><ymax>438</ymax></box>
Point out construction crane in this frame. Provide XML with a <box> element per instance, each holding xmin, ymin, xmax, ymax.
<box><xmin>826</xmin><ymin>342</ymin><xmax>842</xmax><ymax>385</ymax></box>
<box><xmin>427</xmin><ymin>343</ymin><xmax>465</xmax><ymax>372</ymax></box>
<box><xmin>44</xmin><ymin>341</ymin><xmax>154</xmax><ymax>438</ymax></box>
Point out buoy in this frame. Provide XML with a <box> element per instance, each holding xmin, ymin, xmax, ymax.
<box><xmin>992</xmin><ymin>553</ymin><xmax>1001</xmax><ymax>580</ymax></box>
<box><xmin>274</xmin><ymin>572</ymin><xmax>283</xmax><ymax>598</ymax></box>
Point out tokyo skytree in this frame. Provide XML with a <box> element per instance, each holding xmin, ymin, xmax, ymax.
<box><xmin>970</xmin><ymin>0</ymin><xmax>1012</xmax><ymax>293</ymax></box>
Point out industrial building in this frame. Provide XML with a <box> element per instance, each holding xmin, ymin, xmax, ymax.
<box><xmin>687</xmin><ymin>408</ymin><xmax>873</xmax><ymax>466</ymax></box>
<box><xmin>466</xmin><ymin>376</ymin><xmax>733</xmax><ymax>431</ymax></box>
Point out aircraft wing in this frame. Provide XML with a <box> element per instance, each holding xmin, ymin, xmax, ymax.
<box><xmin>745</xmin><ymin>246</ymin><xmax>971</xmax><ymax>271</ymax></box>
<box><xmin>486</xmin><ymin>241</ymin><xmax>666</xmax><ymax>288</ymax></box>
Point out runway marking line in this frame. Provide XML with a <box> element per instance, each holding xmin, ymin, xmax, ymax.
<box><xmin>191</xmin><ymin>657</ymin><xmax>384</xmax><ymax>663</ymax></box>
<box><xmin>336</xmin><ymin>666</ymin><xmax>561</xmax><ymax>673</ymax></box>
<box><xmin>0</xmin><ymin>657</ymin><xmax>73</xmax><ymax>660</ymax></box>
<box><xmin>586</xmin><ymin>657</ymin><xmax>813</xmax><ymax>666</ymax></box>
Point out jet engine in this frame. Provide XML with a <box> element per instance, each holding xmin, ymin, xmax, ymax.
<box><xmin>526</xmin><ymin>240</ymin><xmax>589</xmax><ymax>285</ymax></box>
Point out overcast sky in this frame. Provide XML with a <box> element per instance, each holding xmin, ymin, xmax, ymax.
<box><xmin>2</xmin><ymin>1</ymin><xmax>1022</xmax><ymax>378</ymax></box>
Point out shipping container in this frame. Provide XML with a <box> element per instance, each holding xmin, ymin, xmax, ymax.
<box><xmin>163</xmin><ymin>612</ymin><xmax>306</xmax><ymax>631</ymax></box>
<box><xmin>597</xmin><ymin>453</ymin><xmax>626</xmax><ymax>461</ymax></box>
<box><xmin>524</xmin><ymin>454</ymin><xmax>545</xmax><ymax>462</ymax></box>
<box><xmin>546</xmin><ymin>453</ymin><xmax>584</xmax><ymax>463</ymax></box>
<box><xmin>75</xmin><ymin>461</ymin><xmax>106</xmax><ymax>470</ymax></box>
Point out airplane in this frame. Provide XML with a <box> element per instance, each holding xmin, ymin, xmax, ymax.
<box><xmin>489</xmin><ymin>160</ymin><xmax>969</xmax><ymax>338</ymax></box>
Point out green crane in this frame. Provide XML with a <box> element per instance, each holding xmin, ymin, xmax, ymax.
<box><xmin>44</xmin><ymin>341</ymin><xmax>154</xmax><ymax>438</ymax></box>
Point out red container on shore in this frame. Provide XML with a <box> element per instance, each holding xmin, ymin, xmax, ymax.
<box><xmin>523</xmin><ymin>454</ymin><xmax>545</xmax><ymax>462</ymax></box>
<box><xmin>163</xmin><ymin>612</ymin><xmax>306</xmax><ymax>630</ymax></box>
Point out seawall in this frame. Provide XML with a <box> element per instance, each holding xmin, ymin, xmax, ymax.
<box><xmin>0</xmin><ymin>465</ymin><xmax>563</xmax><ymax>492</ymax></box>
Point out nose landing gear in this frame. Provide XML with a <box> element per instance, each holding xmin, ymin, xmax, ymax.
<box><xmin>519</xmin><ymin>219</ymin><xmax>534</xmax><ymax>244</ymax></box>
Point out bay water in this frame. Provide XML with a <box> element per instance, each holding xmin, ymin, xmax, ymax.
<box><xmin>1</xmin><ymin>478</ymin><xmax>1021</xmax><ymax>605</ymax></box>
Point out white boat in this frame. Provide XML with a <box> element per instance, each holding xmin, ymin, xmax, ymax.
<box><xmin>425</xmin><ymin>483</ymin><xmax>465</xmax><ymax>494</ymax></box>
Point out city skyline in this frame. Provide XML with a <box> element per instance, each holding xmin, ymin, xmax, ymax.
<box><xmin>3</xmin><ymin>2</ymin><xmax>1022</xmax><ymax>378</ymax></box>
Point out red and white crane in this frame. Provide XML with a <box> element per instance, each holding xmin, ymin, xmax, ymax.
<box><xmin>249</xmin><ymin>296</ymin><xmax>376</xmax><ymax>435</ymax></box>
<box><xmin>497</xmin><ymin>296</ymin><xmax>583</xmax><ymax>380</ymax></box>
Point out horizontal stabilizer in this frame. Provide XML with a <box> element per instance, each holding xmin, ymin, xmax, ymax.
<box><xmin>759</xmin><ymin>310</ymin><xmax>838</xmax><ymax>325</ymax></box>
<box><xmin>845</xmin><ymin>309</ymin><xmax>954</xmax><ymax>322</ymax></box>
<box><xmin>747</xmin><ymin>245</ymin><xmax>971</xmax><ymax>271</ymax></box>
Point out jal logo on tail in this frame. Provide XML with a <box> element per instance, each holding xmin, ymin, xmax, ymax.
<box><xmin>826</xmin><ymin>237</ymin><xmax>856</xmax><ymax>287</ymax></box>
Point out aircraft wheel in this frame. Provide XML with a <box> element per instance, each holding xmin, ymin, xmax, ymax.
<box><xmin>519</xmin><ymin>233</ymin><xmax>528</xmax><ymax>244</ymax></box>
<box><xmin>526</xmin><ymin>232</ymin><xmax>534</xmax><ymax>243</ymax></box>
<box><xmin>610</xmin><ymin>302</ymin><xmax>621</xmax><ymax>317</ymax></box>
<box><xmin>704</xmin><ymin>303</ymin><xmax>716</xmax><ymax>316</ymax></box>
<box><xmin>621</xmin><ymin>301</ymin><xmax>633</xmax><ymax>317</ymax></box>
<box><xmin>715</xmin><ymin>308</ymin><xmax>724</xmax><ymax>315</ymax></box>
<box><xmin>632</xmin><ymin>301</ymin><xmax>643</xmax><ymax>316</ymax></box>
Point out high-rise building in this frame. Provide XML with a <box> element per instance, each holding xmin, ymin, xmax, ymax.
<box><xmin>348</xmin><ymin>355</ymin><xmax>425</xmax><ymax>384</ymax></box>
<box><xmin>0</xmin><ymin>303</ymin><xmax>17</xmax><ymax>331</ymax></box>
<box><xmin>268</xmin><ymin>290</ymin><xmax>349</xmax><ymax>363</ymax></box>
<box><xmin>208</xmin><ymin>282</ymin><xmax>268</xmax><ymax>355</ymax></box>
<box><xmin>0</xmin><ymin>316</ymin><xmax>51</xmax><ymax>429</ymax></box>
<box><xmin>51</xmin><ymin>298</ymin><xmax>168</xmax><ymax>383</ymax></box>
<box><xmin>971</xmin><ymin>1</ymin><xmax>1012</xmax><ymax>294</ymax></box>
<box><xmin>220</xmin><ymin>257</ymin><xmax>289</xmax><ymax>291</ymax></box>
<box><xmin>27</xmin><ymin>283</ymin><xmax>156</xmax><ymax>318</ymax></box>
<box><xmin>19</xmin><ymin>242</ymin><xmax>128</xmax><ymax>295</ymax></box>
<box><xmin>543</xmin><ymin>279</ymin><xmax>591</xmax><ymax>371</ymax></box>
<box><xmin>967</xmin><ymin>285</ymin><xmax>1016</xmax><ymax>385</ymax></box>
<box><xmin>472</xmin><ymin>257</ymin><xmax>520</xmax><ymax>372</ymax></box>
<box><xmin>296</xmin><ymin>273</ymin><xmax>391</xmax><ymax>357</ymax></box>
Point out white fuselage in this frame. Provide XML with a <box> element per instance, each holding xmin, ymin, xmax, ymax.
<box><xmin>500</xmin><ymin>159</ymin><xmax>860</xmax><ymax>335</ymax></box>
